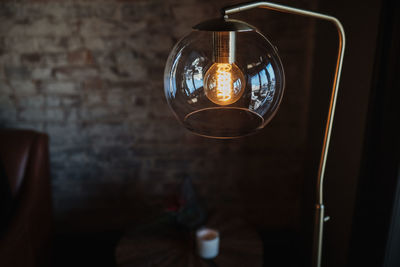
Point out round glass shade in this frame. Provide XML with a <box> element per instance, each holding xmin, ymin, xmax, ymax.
<box><xmin>164</xmin><ymin>19</ymin><xmax>285</xmax><ymax>138</ymax></box>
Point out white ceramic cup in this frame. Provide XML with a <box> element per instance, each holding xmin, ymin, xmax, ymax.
<box><xmin>196</xmin><ymin>228</ymin><xmax>220</xmax><ymax>259</ymax></box>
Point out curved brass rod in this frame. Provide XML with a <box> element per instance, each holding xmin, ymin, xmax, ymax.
<box><xmin>223</xmin><ymin>2</ymin><xmax>345</xmax><ymax>267</ymax></box>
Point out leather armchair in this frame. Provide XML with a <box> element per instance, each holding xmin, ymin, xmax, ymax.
<box><xmin>0</xmin><ymin>129</ymin><xmax>52</xmax><ymax>267</ymax></box>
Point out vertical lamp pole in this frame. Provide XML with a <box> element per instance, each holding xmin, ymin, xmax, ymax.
<box><xmin>222</xmin><ymin>2</ymin><xmax>346</xmax><ymax>267</ymax></box>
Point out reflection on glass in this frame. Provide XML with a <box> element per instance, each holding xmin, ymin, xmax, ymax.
<box><xmin>168</xmin><ymin>50</ymin><xmax>182</xmax><ymax>98</ymax></box>
<box><xmin>183</xmin><ymin>52</ymin><xmax>206</xmax><ymax>104</ymax></box>
<box><xmin>247</xmin><ymin>60</ymin><xmax>277</xmax><ymax>113</ymax></box>
<box><xmin>164</xmin><ymin>30</ymin><xmax>284</xmax><ymax>138</ymax></box>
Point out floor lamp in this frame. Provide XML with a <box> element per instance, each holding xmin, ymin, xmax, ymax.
<box><xmin>163</xmin><ymin>1</ymin><xmax>345</xmax><ymax>266</ymax></box>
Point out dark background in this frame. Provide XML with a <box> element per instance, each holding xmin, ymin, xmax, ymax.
<box><xmin>1</xmin><ymin>0</ymin><xmax>398</xmax><ymax>266</ymax></box>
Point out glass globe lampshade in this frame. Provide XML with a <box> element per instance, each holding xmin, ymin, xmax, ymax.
<box><xmin>164</xmin><ymin>18</ymin><xmax>285</xmax><ymax>138</ymax></box>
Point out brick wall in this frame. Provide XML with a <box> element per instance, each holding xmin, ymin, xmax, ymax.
<box><xmin>0</xmin><ymin>0</ymin><xmax>316</xmax><ymax>232</ymax></box>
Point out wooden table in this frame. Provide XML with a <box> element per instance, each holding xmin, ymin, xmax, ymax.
<box><xmin>115</xmin><ymin>215</ymin><xmax>263</xmax><ymax>267</ymax></box>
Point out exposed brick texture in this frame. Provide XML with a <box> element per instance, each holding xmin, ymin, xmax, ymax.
<box><xmin>0</xmin><ymin>0</ymin><xmax>316</xmax><ymax>231</ymax></box>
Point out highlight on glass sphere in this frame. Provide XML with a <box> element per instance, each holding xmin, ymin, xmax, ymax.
<box><xmin>164</xmin><ymin>18</ymin><xmax>285</xmax><ymax>138</ymax></box>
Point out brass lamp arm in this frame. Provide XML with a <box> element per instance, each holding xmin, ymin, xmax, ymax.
<box><xmin>222</xmin><ymin>2</ymin><xmax>346</xmax><ymax>267</ymax></box>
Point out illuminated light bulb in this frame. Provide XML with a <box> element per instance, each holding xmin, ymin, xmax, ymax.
<box><xmin>203</xmin><ymin>31</ymin><xmax>246</xmax><ymax>105</ymax></box>
<box><xmin>204</xmin><ymin>62</ymin><xmax>245</xmax><ymax>105</ymax></box>
<box><xmin>164</xmin><ymin>18</ymin><xmax>286</xmax><ymax>138</ymax></box>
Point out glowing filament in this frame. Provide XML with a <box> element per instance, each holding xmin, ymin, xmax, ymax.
<box><xmin>216</xmin><ymin>64</ymin><xmax>233</xmax><ymax>102</ymax></box>
<box><xmin>204</xmin><ymin>62</ymin><xmax>245</xmax><ymax>106</ymax></box>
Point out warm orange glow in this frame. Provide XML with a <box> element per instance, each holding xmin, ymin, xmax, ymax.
<box><xmin>215</xmin><ymin>64</ymin><xmax>233</xmax><ymax>102</ymax></box>
<box><xmin>204</xmin><ymin>63</ymin><xmax>245</xmax><ymax>106</ymax></box>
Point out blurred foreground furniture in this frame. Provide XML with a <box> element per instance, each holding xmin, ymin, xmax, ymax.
<box><xmin>0</xmin><ymin>129</ymin><xmax>52</xmax><ymax>267</ymax></box>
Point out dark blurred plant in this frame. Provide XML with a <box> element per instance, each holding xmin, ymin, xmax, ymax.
<box><xmin>164</xmin><ymin>177</ymin><xmax>207</xmax><ymax>230</ymax></box>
